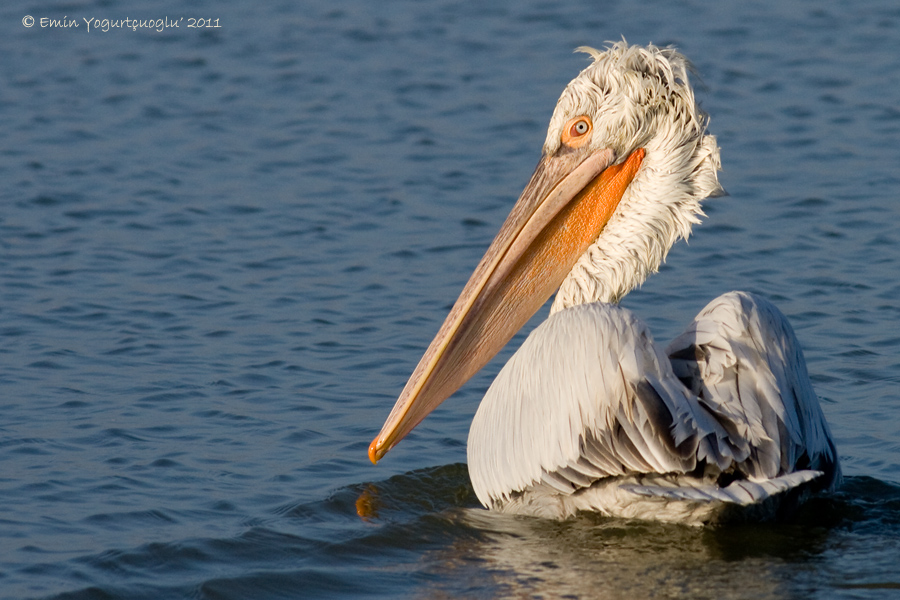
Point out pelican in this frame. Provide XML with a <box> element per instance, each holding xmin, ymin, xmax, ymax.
<box><xmin>368</xmin><ymin>42</ymin><xmax>840</xmax><ymax>524</ymax></box>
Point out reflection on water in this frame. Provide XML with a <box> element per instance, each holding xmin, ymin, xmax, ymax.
<box><xmin>349</xmin><ymin>465</ymin><xmax>898</xmax><ymax>600</ymax></box>
<box><xmin>445</xmin><ymin>512</ymin><xmax>789</xmax><ymax>599</ymax></box>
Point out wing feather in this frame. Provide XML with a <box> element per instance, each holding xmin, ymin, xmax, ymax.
<box><xmin>468</xmin><ymin>301</ymin><xmax>731</xmax><ymax>507</ymax></box>
<box><xmin>468</xmin><ymin>292</ymin><xmax>840</xmax><ymax>512</ymax></box>
<box><xmin>667</xmin><ymin>291</ymin><xmax>841</xmax><ymax>487</ymax></box>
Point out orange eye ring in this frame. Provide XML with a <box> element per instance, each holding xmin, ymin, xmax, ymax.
<box><xmin>561</xmin><ymin>115</ymin><xmax>593</xmax><ymax>148</ymax></box>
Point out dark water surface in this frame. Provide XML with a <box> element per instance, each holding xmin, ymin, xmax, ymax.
<box><xmin>2</xmin><ymin>0</ymin><xmax>900</xmax><ymax>598</ymax></box>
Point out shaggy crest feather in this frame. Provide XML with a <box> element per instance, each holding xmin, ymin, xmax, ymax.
<box><xmin>544</xmin><ymin>41</ymin><xmax>724</xmax><ymax>312</ymax></box>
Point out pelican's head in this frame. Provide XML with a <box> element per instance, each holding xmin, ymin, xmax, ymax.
<box><xmin>369</xmin><ymin>41</ymin><xmax>723</xmax><ymax>463</ymax></box>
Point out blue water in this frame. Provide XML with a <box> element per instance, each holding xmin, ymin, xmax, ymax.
<box><xmin>2</xmin><ymin>0</ymin><xmax>899</xmax><ymax>598</ymax></box>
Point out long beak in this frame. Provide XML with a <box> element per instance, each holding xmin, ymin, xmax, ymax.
<box><xmin>369</xmin><ymin>146</ymin><xmax>645</xmax><ymax>463</ymax></box>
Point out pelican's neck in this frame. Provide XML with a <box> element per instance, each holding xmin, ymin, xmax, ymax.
<box><xmin>550</xmin><ymin>132</ymin><xmax>722</xmax><ymax>313</ymax></box>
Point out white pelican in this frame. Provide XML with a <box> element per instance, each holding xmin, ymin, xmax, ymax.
<box><xmin>368</xmin><ymin>42</ymin><xmax>840</xmax><ymax>524</ymax></box>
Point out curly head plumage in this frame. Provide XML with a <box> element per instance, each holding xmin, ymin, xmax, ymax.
<box><xmin>548</xmin><ymin>41</ymin><xmax>724</xmax><ymax>311</ymax></box>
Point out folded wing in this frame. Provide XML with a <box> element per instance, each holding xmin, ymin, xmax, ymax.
<box><xmin>467</xmin><ymin>292</ymin><xmax>840</xmax><ymax>516</ymax></box>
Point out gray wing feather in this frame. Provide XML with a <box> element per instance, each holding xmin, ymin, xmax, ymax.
<box><xmin>468</xmin><ymin>292</ymin><xmax>840</xmax><ymax>510</ymax></box>
<box><xmin>667</xmin><ymin>291</ymin><xmax>841</xmax><ymax>488</ymax></box>
<box><xmin>468</xmin><ymin>300</ymin><xmax>734</xmax><ymax>506</ymax></box>
<box><xmin>621</xmin><ymin>469</ymin><xmax>824</xmax><ymax>505</ymax></box>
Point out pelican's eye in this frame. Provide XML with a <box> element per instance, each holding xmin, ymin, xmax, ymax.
<box><xmin>561</xmin><ymin>116</ymin><xmax>593</xmax><ymax>148</ymax></box>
